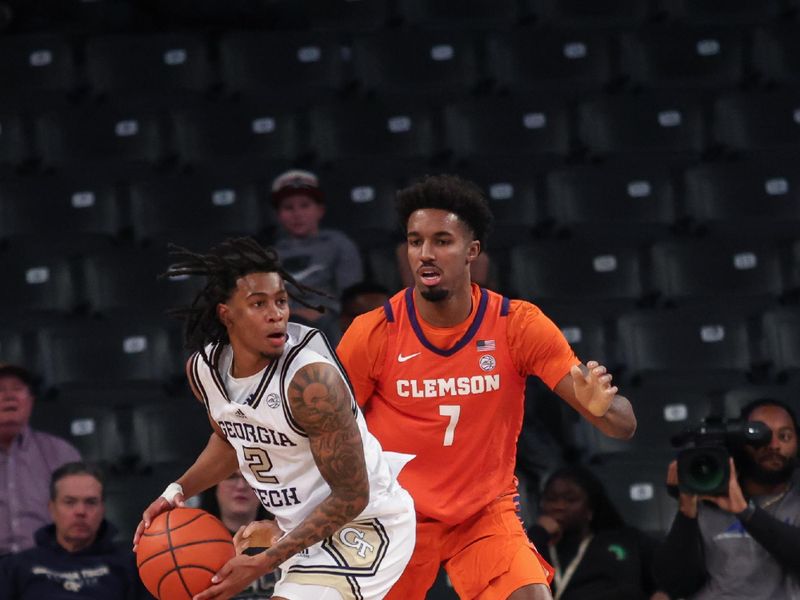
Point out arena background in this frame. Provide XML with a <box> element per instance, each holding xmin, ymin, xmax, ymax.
<box><xmin>1</xmin><ymin>1</ymin><xmax>800</xmax><ymax>597</ymax></box>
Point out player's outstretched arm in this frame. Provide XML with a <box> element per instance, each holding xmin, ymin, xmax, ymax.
<box><xmin>554</xmin><ymin>360</ymin><xmax>636</xmax><ymax>440</ymax></box>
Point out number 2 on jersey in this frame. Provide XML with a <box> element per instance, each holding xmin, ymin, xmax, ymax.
<box><xmin>242</xmin><ymin>446</ymin><xmax>279</xmax><ymax>484</ymax></box>
<box><xmin>439</xmin><ymin>404</ymin><xmax>461</xmax><ymax>446</ymax></box>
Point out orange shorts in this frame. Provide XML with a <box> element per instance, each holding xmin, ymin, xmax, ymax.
<box><xmin>386</xmin><ymin>493</ymin><xmax>552</xmax><ymax>600</ymax></box>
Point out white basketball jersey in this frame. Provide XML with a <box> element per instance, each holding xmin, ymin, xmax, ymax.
<box><xmin>190</xmin><ymin>323</ymin><xmax>412</xmax><ymax>533</ymax></box>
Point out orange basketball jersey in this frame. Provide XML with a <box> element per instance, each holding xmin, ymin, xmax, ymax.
<box><xmin>369</xmin><ymin>287</ymin><xmax>524</xmax><ymax>523</ymax></box>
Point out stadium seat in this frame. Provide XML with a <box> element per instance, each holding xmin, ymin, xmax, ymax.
<box><xmin>523</xmin><ymin>0</ymin><xmax>654</xmax><ymax>28</ymax></box>
<box><xmin>486</xmin><ymin>29</ymin><xmax>613</xmax><ymax>97</ymax></box>
<box><xmin>317</xmin><ymin>163</ymin><xmax>401</xmax><ymax>248</ymax></box>
<box><xmin>619</xmin><ymin>28</ymin><xmax>744</xmax><ymax>90</ymax></box>
<box><xmin>723</xmin><ymin>383</ymin><xmax>800</xmax><ymax>419</ymax></box>
<box><xmin>351</xmin><ymin>31</ymin><xmax>481</xmax><ymax>101</ymax></box>
<box><xmin>616</xmin><ymin>308</ymin><xmax>752</xmax><ymax>389</ymax></box>
<box><xmin>545</xmin><ymin>163</ymin><xmax>676</xmax><ymax>242</ymax></box>
<box><xmin>0</xmin><ymin>112</ymin><xmax>33</xmax><ymax>171</ymax></box>
<box><xmin>104</xmin><ymin>463</ymin><xmax>189</xmax><ymax>542</ymax></box>
<box><xmin>0</xmin><ymin>34</ymin><xmax>77</xmax><ymax>107</ymax></box>
<box><xmin>458</xmin><ymin>164</ymin><xmax>543</xmax><ymax>249</ymax></box>
<box><xmin>363</xmin><ymin>243</ymin><xmax>404</xmax><ymax>295</ymax></box>
<box><xmin>172</xmin><ymin>102</ymin><xmax>305</xmax><ymax>169</ymax></box>
<box><xmin>578</xmin><ymin>93</ymin><xmax>705</xmax><ymax>158</ymax></box>
<box><xmin>302</xmin><ymin>0</ymin><xmax>393</xmax><ymax>32</ymax></box>
<box><xmin>578</xmin><ymin>384</ymin><xmax>718</xmax><ymax>459</ymax></box>
<box><xmin>218</xmin><ymin>31</ymin><xmax>346</xmax><ymax>103</ymax></box>
<box><xmin>443</xmin><ymin>96</ymin><xmax>571</xmax><ymax>164</ymax></box>
<box><xmin>396</xmin><ymin>0</ymin><xmax>519</xmax><ymax>29</ymax></box>
<box><xmin>683</xmin><ymin>158</ymin><xmax>800</xmax><ymax>240</ymax></box>
<box><xmin>656</xmin><ymin>0</ymin><xmax>784</xmax><ymax>26</ymax></box>
<box><xmin>31</xmin><ymin>399</ymin><xmax>126</xmax><ymax>466</ymax></box>
<box><xmin>36</xmin><ymin>318</ymin><xmax>177</xmax><ymax>390</ymax></box>
<box><xmin>131</xmin><ymin>394</ymin><xmax>210</xmax><ymax>467</ymax></box>
<box><xmin>589</xmin><ymin>456</ymin><xmax>674</xmax><ymax>535</ymax></box>
<box><xmin>650</xmin><ymin>240</ymin><xmax>784</xmax><ymax>312</ymax></box>
<box><xmin>85</xmin><ymin>33</ymin><xmax>213</xmax><ymax>97</ymax></box>
<box><xmin>128</xmin><ymin>174</ymin><xmax>266</xmax><ymax>247</ymax></box>
<box><xmin>542</xmin><ymin>308</ymin><xmax>611</xmax><ymax>367</ymax></box>
<box><xmin>309</xmin><ymin>101</ymin><xmax>439</xmax><ymax>163</ymax></box>
<box><xmin>0</xmin><ymin>245</ymin><xmax>78</xmax><ymax>314</ymax></box>
<box><xmin>712</xmin><ymin>91</ymin><xmax>800</xmax><ymax>153</ymax></box>
<box><xmin>0</xmin><ymin>326</ymin><xmax>31</xmax><ymax>370</ymax></box>
<box><xmin>0</xmin><ymin>177</ymin><xmax>123</xmax><ymax>249</ymax></box>
<box><xmin>35</xmin><ymin>107</ymin><xmax>169</xmax><ymax>175</ymax></box>
<box><xmin>509</xmin><ymin>242</ymin><xmax>646</xmax><ymax>316</ymax></box>
<box><xmin>80</xmin><ymin>247</ymin><xmax>205</xmax><ymax>316</ymax></box>
<box><xmin>761</xmin><ymin>308</ymin><xmax>800</xmax><ymax>380</ymax></box>
<box><xmin>752</xmin><ymin>26</ymin><xmax>800</xmax><ymax>88</ymax></box>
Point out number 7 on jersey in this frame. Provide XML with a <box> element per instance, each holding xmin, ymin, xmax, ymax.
<box><xmin>439</xmin><ymin>404</ymin><xmax>461</xmax><ymax>446</ymax></box>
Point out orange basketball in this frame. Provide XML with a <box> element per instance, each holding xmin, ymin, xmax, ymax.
<box><xmin>136</xmin><ymin>507</ymin><xmax>235</xmax><ymax>600</ymax></box>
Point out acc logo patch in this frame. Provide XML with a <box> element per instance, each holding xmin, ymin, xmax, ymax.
<box><xmin>266</xmin><ymin>393</ymin><xmax>281</xmax><ymax>409</ymax></box>
<box><xmin>479</xmin><ymin>354</ymin><xmax>496</xmax><ymax>372</ymax></box>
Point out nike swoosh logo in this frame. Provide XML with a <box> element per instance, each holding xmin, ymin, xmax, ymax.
<box><xmin>398</xmin><ymin>352</ymin><xmax>421</xmax><ymax>363</ymax></box>
<box><xmin>289</xmin><ymin>264</ymin><xmax>326</xmax><ymax>282</ymax></box>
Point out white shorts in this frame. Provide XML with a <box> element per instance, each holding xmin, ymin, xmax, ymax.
<box><xmin>274</xmin><ymin>488</ymin><xmax>415</xmax><ymax>600</ymax></box>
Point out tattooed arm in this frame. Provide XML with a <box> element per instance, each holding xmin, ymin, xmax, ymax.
<box><xmin>194</xmin><ymin>361</ymin><xmax>370</xmax><ymax>599</ymax></box>
<box><xmin>269</xmin><ymin>361</ymin><xmax>369</xmax><ymax>555</ymax></box>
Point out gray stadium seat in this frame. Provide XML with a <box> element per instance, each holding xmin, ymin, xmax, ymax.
<box><xmin>683</xmin><ymin>157</ymin><xmax>800</xmax><ymax>240</ymax></box>
<box><xmin>650</xmin><ymin>240</ymin><xmax>784</xmax><ymax>312</ymax></box>
<box><xmin>620</xmin><ymin>28</ymin><xmax>744</xmax><ymax>90</ymax></box>
<box><xmin>545</xmin><ymin>162</ymin><xmax>676</xmax><ymax>242</ymax></box>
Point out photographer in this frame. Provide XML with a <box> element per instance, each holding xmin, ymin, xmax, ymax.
<box><xmin>653</xmin><ymin>399</ymin><xmax>800</xmax><ymax>599</ymax></box>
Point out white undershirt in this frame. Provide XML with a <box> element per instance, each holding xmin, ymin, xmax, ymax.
<box><xmin>219</xmin><ymin>346</ymin><xmax>268</xmax><ymax>405</ymax></box>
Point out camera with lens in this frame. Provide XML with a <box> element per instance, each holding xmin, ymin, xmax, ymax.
<box><xmin>670</xmin><ymin>417</ymin><xmax>771</xmax><ymax>495</ymax></box>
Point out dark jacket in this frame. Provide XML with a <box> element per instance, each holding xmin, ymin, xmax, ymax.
<box><xmin>0</xmin><ymin>520</ymin><xmax>152</xmax><ymax>600</ymax></box>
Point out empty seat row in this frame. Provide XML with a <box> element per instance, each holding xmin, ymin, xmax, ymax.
<box><xmin>6</xmin><ymin>25</ymin><xmax>800</xmax><ymax>109</ymax></box>
<box><xmin>3</xmin><ymin>91</ymin><xmax>800</xmax><ymax>173</ymax></box>
<box><xmin>4</xmin><ymin>154</ymin><xmax>799</xmax><ymax>248</ymax></box>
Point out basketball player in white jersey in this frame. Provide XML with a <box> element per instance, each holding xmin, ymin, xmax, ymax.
<box><xmin>131</xmin><ymin>238</ymin><xmax>416</xmax><ymax>600</ymax></box>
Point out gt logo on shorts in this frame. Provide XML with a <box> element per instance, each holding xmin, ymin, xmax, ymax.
<box><xmin>339</xmin><ymin>527</ymin><xmax>376</xmax><ymax>558</ymax></box>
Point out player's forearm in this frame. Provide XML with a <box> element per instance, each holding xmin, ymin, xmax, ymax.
<box><xmin>587</xmin><ymin>394</ymin><xmax>637</xmax><ymax>439</ymax></box>
<box><xmin>257</xmin><ymin>488</ymin><xmax>368</xmax><ymax>572</ymax></box>
<box><xmin>176</xmin><ymin>432</ymin><xmax>239</xmax><ymax>497</ymax></box>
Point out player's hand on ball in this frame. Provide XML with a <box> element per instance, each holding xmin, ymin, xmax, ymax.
<box><xmin>571</xmin><ymin>361</ymin><xmax>618</xmax><ymax>417</ymax></box>
<box><xmin>233</xmin><ymin>519</ymin><xmax>283</xmax><ymax>555</ymax></box>
<box><xmin>132</xmin><ymin>493</ymin><xmax>185</xmax><ymax>551</ymax></box>
<box><xmin>193</xmin><ymin>554</ymin><xmax>268</xmax><ymax>600</ymax></box>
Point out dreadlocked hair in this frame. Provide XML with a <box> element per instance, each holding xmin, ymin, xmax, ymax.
<box><xmin>162</xmin><ymin>237</ymin><xmax>326</xmax><ymax>364</ymax></box>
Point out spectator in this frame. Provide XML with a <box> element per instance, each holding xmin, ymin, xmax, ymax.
<box><xmin>0</xmin><ymin>461</ymin><xmax>151</xmax><ymax>599</ymax></box>
<box><xmin>200</xmin><ymin>472</ymin><xmax>276</xmax><ymax>599</ymax></box>
<box><xmin>0</xmin><ymin>364</ymin><xmax>81</xmax><ymax>555</ymax></box>
<box><xmin>528</xmin><ymin>465</ymin><xmax>661</xmax><ymax>600</ymax></box>
<box><xmin>271</xmin><ymin>169</ymin><xmax>364</xmax><ymax>344</ymax></box>
<box><xmin>653</xmin><ymin>399</ymin><xmax>800</xmax><ymax>599</ymax></box>
<box><xmin>339</xmin><ymin>281</ymin><xmax>390</xmax><ymax>334</ymax></box>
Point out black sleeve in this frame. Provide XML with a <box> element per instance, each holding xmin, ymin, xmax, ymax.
<box><xmin>0</xmin><ymin>554</ymin><xmax>20</xmax><ymax>599</ymax></box>
<box><xmin>652</xmin><ymin>512</ymin><xmax>707</xmax><ymax>598</ymax></box>
<box><xmin>742</xmin><ymin>506</ymin><xmax>800</xmax><ymax>575</ymax></box>
<box><xmin>634</xmin><ymin>529</ymin><xmax>660</xmax><ymax>595</ymax></box>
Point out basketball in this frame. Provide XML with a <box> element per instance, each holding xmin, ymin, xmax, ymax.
<box><xmin>136</xmin><ymin>507</ymin><xmax>236</xmax><ymax>600</ymax></box>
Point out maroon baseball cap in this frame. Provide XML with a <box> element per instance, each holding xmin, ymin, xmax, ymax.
<box><xmin>270</xmin><ymin>169</ymin><xmax>324</xmax><ymax>206</ymax></box>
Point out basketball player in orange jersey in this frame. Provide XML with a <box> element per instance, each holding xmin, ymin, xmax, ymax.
<box><xmin>336</xmin><ymin>175</ymin><xmax>637</xmax><ymax>600</ymax></box>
